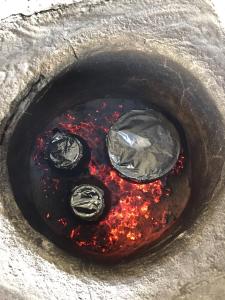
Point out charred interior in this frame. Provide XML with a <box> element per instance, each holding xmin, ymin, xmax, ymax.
<box><xmin>7</xmin><ymin>51</ymin><xmax>224</xmax><ymax>263</ymax></box>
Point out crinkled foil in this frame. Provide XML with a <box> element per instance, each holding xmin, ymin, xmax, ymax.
<box><xmin>70</xmin><ymin>185</ymin><xmax>105</xmax><ymax>221</ymax></box>
<box><xmin>106</xmin><ymin>109</ymin><xmax>181</xmax><ymax>182</ymax></box>
<box><xmin>48</xmin><ymin>130</ymin><xmax>83</xmax><ymax>170</ymax></box>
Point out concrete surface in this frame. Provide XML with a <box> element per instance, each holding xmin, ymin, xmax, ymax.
<box><xmin>0</xmin><ymin>0</ymin><xmax>225</xmax><ymax>28</ymax></box>
<box><xmin>0</xmin><ymin>0</ymin><xmax>225</xmax><ymax>299</ymax></box>
<box><xmin>0</xmin><ymin>0</ymin><xmax>79</xmax><ymax>20</ymax></box>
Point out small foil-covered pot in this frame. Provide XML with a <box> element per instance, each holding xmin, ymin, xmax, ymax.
<box><xmin>70</xmin><ymin>184</ymin><xmax>105</xmax><ymax>221</ymax></box>
<box><xmin>48</xmin><ymin>130</ymin><xmax>83</xmax><ymax>170</ymax></box>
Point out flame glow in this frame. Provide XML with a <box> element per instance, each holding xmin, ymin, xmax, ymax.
<box><xmin>33</xmin><ymin>99</ymin><xmax>186</xmax><ymax>260</ymax></box>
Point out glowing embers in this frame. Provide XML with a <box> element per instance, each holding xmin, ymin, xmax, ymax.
<box><xmin>32</xmin><ymin>98</ymin><xmax>188</xmax><ymax>262</ymax></box>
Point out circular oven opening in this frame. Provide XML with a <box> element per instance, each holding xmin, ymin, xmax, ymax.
<box><xmin>7</xmin><ymin>51</ymin><xmax>225</xmax><ymax>263</ymax></box>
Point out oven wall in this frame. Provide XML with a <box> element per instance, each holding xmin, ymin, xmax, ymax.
<box><xmin>0</xmin><ymin>1</ymin><xmax>225</xmax><ymax>299</ymax></box>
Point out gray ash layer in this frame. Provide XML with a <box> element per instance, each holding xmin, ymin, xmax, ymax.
<box><xmin>107</xmin><ymin>109</ymin><xmax>181</xmax><ymax>182</ymax></box>
<box><xmin>70</xmin><ymin>185</ymin><xmax>105</xmax><ymax>221</ymax></box>
<box><xmin>48</xmin><ymin>131</ymin><xmax>83</xmax><ymax>170</ymax></box>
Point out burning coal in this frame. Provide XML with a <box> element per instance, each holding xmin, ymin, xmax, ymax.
<box><xmin>32</xmin><ymin>99</ymin><xmax>186</xmax><ymax>261</ymax></box>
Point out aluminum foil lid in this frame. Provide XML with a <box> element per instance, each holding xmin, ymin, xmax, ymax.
<box><xmin>106</xmin><ymin>109</ymin><xmax>181</xmax><ymax>182</ymax></box>
<box><xmin>48</xmin><ymin>130</ymin><xmax>83</xmax><ymax>170</ymax></box>
<box><xmin>70</xmin><ymin>185</ymin><xmax>105</xmax><ymax>221</ymax></box>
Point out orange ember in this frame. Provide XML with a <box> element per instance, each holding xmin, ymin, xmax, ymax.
<box><xmin>33</xmin><ymin>99</ymin><xmax>186</xmax><ymax>260</ymax></box>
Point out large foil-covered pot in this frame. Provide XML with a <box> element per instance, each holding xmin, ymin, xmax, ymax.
<box><xmin>107</xmin><ymin>109</ymin><xmax>181</xmax><ymax>182</ymax></box>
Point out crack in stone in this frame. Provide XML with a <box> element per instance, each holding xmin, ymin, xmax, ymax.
<box><xmin>62</xmin><ymin>37</ymin><xmax>79</xmax><ymax>60</ymax></box>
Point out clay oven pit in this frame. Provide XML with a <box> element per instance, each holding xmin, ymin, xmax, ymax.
<box><xmin>6</xmin><ymin>51</ymin><xmax>225</xmax><ymax>264</ymax></box>
<box><xmin>1</xmin><ymin>1</ymin><xmax>225</xmax><ymax>299</ymax></box>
